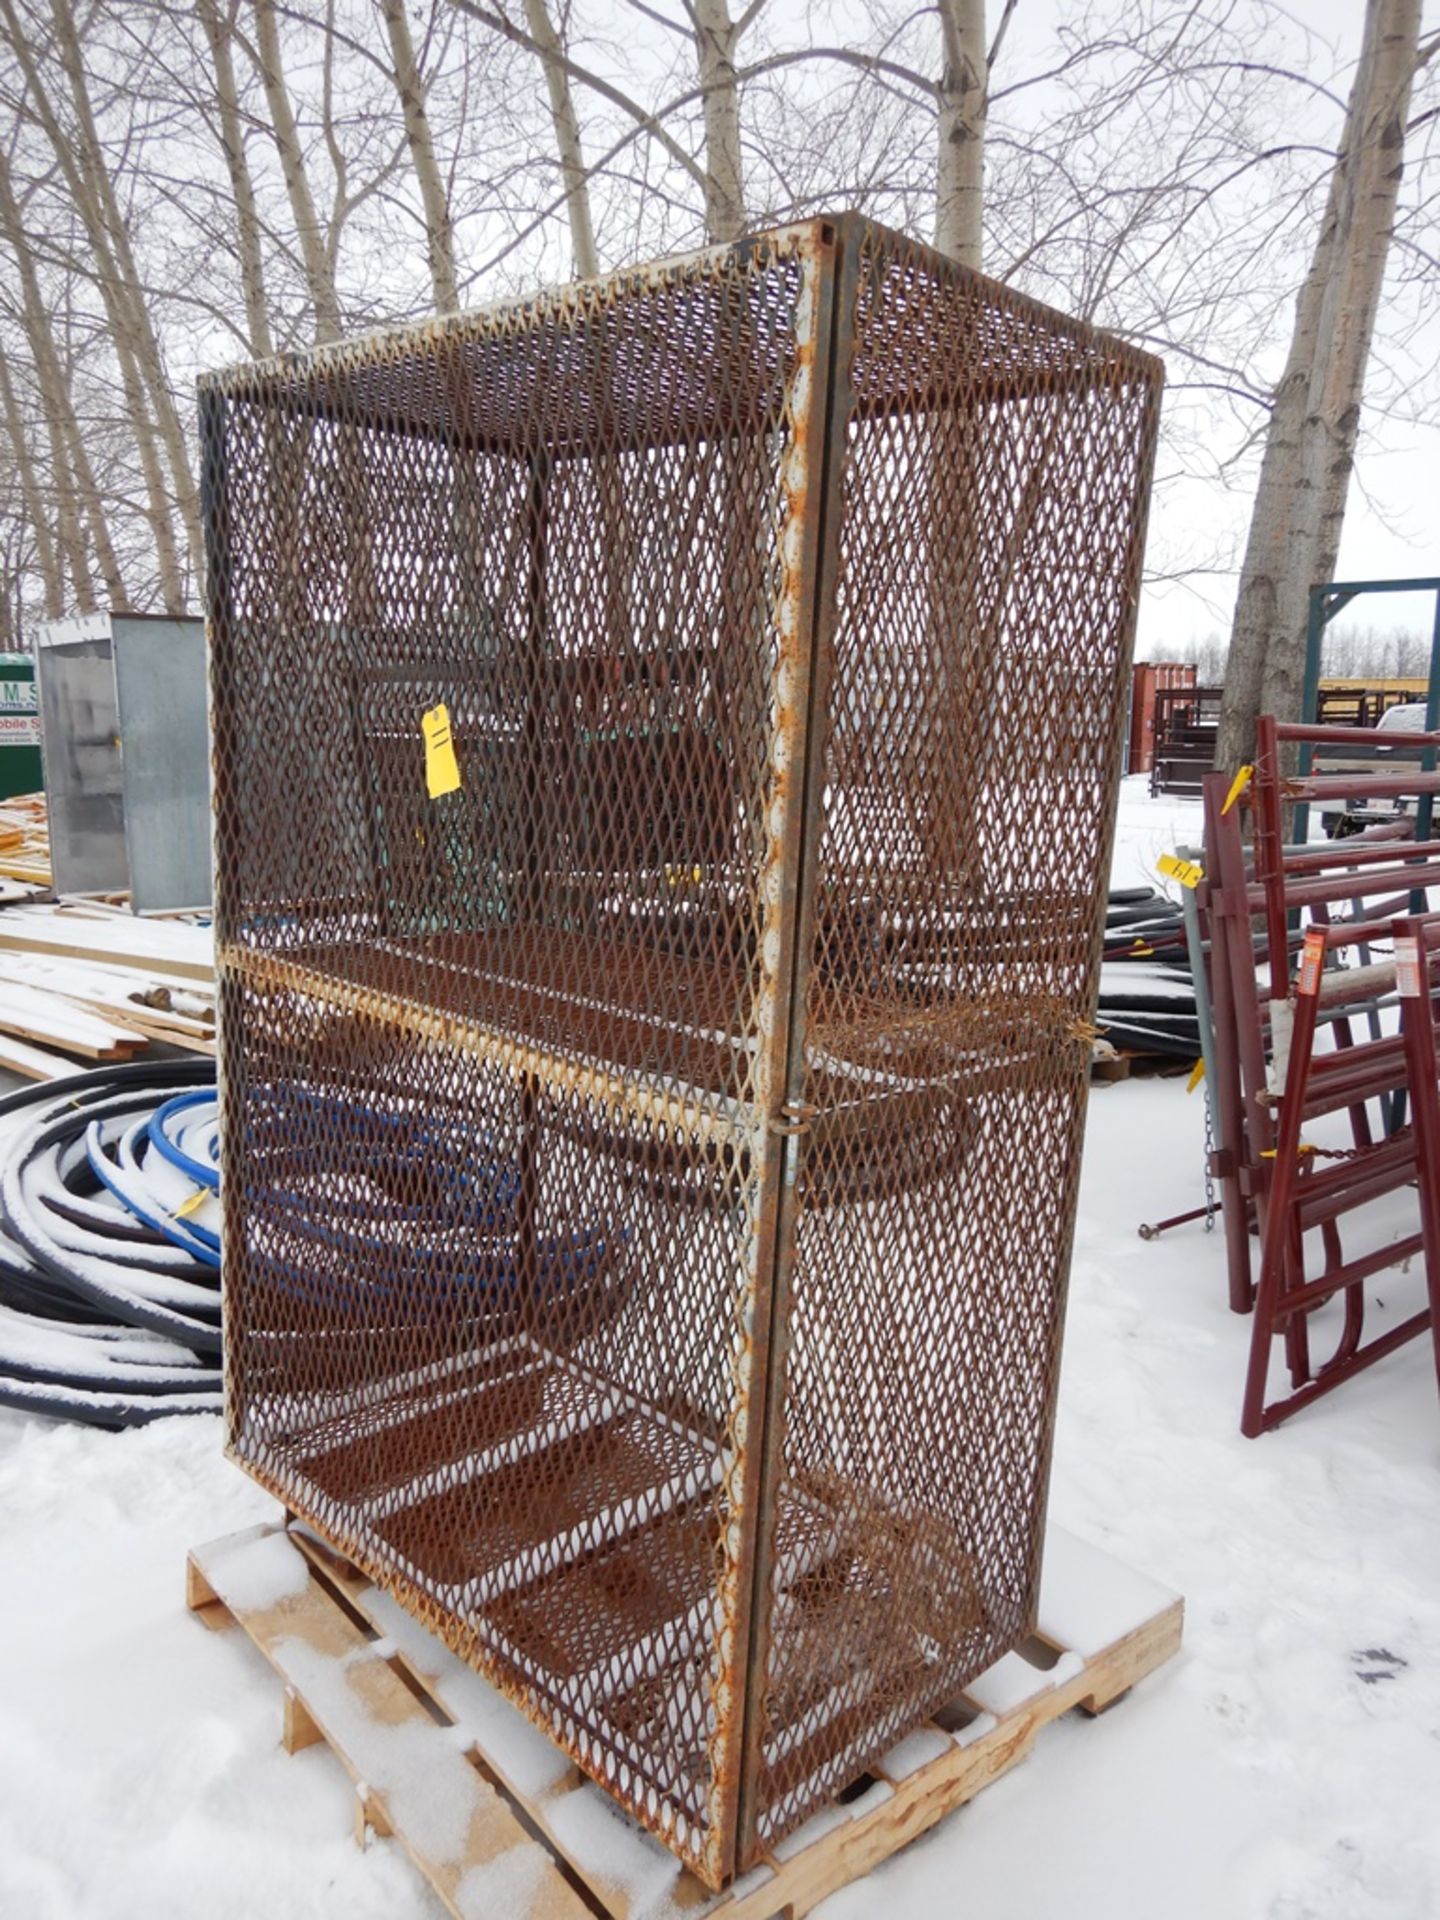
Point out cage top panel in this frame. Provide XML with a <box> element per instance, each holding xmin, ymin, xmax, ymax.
<box><xmin>200</xmin><ymin>221</ymin><xmax>827</xmax><ymax>460</ymax></box>
<box><xmin>198</xmin><ymin>214</ymin><xmax>1158</xmax><ymax>460</ymax></box>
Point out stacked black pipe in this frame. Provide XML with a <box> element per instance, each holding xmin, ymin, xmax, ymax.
<box><xmin>1097</xmin><ymin>886</ymin><xmax>1201</xmax><ymax>1060</ymax></box>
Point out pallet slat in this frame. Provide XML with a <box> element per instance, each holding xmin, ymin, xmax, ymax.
<box><xmin>188</xmin><ymin>1522</ymin><xmax>1182</xmax><ymax>1920</ymax></box>
<box><xmin>187</xmin><ymin>1526</ymin><xmax>590</xmax><ymax>1920</ymax></box>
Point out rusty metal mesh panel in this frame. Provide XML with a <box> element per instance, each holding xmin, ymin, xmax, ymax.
<box><xmin>738</xmin><ymin>226</ymin><xmax>1162</xmax><ymax>1855</ymax></box>
<box><xmin>204</xmin><ymin>215</ymin><xmax>1160</xmax><ymax>1886</ymax></box>
<box><xmin>204</xmin><ymin>228</ymin><xmax>829</xmax><ymax>1886</ymax></box>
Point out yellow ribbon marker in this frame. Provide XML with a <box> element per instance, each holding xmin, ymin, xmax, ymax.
<box><xmin>174</xmin><ymin>1188</ymin><xmax>209</xmax><ymax>1220</ymax></box>
<box><xmin>1157</xmin><ymin>851</ymin><xmax>1204</xmax><ymax>889</ymax></box>
<box><xmin>1221</xmin><ymin>763</ymin><xmax>1252</xmax><ymax>815</ymax></box>
<box><xmin>1187</xmin><ymin>1057</ymin><xmax>1205</xmax><ymax>1093</ymax></box>
<box><xmin>421</xmin><ymin>702</ymin><xmax>462</xmax><ymax>798</ymax></box>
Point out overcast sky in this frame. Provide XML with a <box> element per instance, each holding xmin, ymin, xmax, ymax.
<box><xmin>752</xmin><ymin>0</ymin><xmax>1439</xmax><ymax>652</ymax></box>
<box><xmin>1131</xmin><ymin>0</ymin><xmax>1440</xmax><ymax>652</ymax></box>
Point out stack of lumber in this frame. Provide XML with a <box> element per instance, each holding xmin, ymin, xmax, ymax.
<box><xmin>0</xmin><ymin>793</ymin><xmax>50</xmax><ymax>902</ymax></box>
<box><xmin>0</xmin><ymin>901</ymin><xmax>215</xmax><ymax>1080</ymax></box>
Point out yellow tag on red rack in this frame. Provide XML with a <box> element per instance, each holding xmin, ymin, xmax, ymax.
<box><xmin>421</xmin><ymin>702</ymin><xmax>461</xmax><ymax>798</ymax></box>
<box><xmin>1187</xmin><ymin>1057</ymin><xmax>1205</xmax><ymax>1092</ymax></box>
<box><xmin>1157</xmin><ymin>852</ymin><xmax>1203</xmax><ymax>889</ymax></box>
<box><xmin>1221</xmin><ymin>764</ymin><xmax>1252</xmax><ymax>815</ymax></box>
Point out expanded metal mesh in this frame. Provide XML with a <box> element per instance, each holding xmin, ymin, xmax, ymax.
<box><xmin>203</xmin><ymin>214</ymin><xmax>1160</xmax><ymax>1887</ymax></box>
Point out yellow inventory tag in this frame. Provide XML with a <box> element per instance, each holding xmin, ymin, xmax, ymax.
<box><xmin>421</xmin><ymin>702</ymin><xmax>462</xmax><ymax>798</ymax></box>
<box><xmin>1157</xmin><ymin>852</ymin><xmax>1204</xmax><ymax>889</ymax></box>
<box><xmin>1221</xmin><ymin>763</ymin><xmax>1252</xmax><ymax>815</ymax></box>
<box><xmin>1187</xmin><ymin>1057</ymin><xmax>1205</xmax><ymax>1092</ymax></box>
<box><xmin>174</xmin><ymin>1188</ymin><xmax>208</xmax><ymax>1220</ymax></box>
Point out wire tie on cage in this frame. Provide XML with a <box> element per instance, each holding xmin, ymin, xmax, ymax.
<box><xmin>768</xmin><ymin>1100</ymin><xmax>818</xmax><ymax>1138</ymax></box>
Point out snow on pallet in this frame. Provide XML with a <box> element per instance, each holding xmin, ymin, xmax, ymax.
<box><xmin>187</xmin><ymin>1522</ymin><xmax>1183</xmax><ymax>1920</ymax></box>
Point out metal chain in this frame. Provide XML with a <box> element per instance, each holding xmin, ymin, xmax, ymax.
<box><xmin>1274</xmin><ymin>1132</ymin><xmax>1411</xmax><ymax>1164</ymax></box>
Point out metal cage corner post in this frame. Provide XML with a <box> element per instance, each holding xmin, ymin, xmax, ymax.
<box><xmin>202</xmin><ymin>215</ymin><xmax>1162</xmax><ymax>1886</ymax></box>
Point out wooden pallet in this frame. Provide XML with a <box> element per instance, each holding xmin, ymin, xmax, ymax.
<box><xmin>187</xmin><ymin>1522</ymin><xmax>1183</xmax><ymax>1920</ymax></box>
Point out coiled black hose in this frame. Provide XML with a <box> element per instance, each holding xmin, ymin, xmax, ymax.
<box><xmin>0</xmin><ymin>1061</ymin><xmax>223</xmax><ymax>1429</ymax></box>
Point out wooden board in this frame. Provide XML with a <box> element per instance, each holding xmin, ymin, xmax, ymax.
<box><xmin>188</xmin><ymin>1523</ymin><xmax>1183</xmax><ymax>1920</ymax></box>
<box><xmin>0</xmin><ymin>910</ymin><xmax>214</xmax><ymax>983</ymax></box>
<box><xmin>0</xmin><ymin>1033</ymin><xmax>77</xmax><ymax>1081</ymax></box>
<box><xmin>0</xmin><ymin>910</ymin><xmax>216</xmax><ymax>1065</ymax></box>
<box><xmin>0</xmin><ymin>981</ymin><xmax>146</xmax><ymax>1058</ymax></box>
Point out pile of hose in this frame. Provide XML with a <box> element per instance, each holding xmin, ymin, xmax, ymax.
<box><xmin>1096</xmin><ymin>887</ymin><xmax>1201</xmax><ymax>1060</ymax></box>
<box><xmin>0</xmin><ymin>1061</ymin><xmax>223</xmax><ymax>1428</ymax></box>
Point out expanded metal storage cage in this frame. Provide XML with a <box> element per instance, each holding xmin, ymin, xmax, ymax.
<box><xmin>203</xmin><ymin>214</ymin><xmax>1161</xmax><ymax>1886</ymax></box>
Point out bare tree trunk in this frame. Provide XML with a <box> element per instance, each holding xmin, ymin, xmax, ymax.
<box><xmin>380</xmin><ymin>0</ymin><xmax>459</xmax><ymax>312</ymax></box>
<box><xmin>0</xmin><ymin>531</ymin><xmax>17</xmax><ymax>645</ymax></box>
<box><xmin>522</xmin><ymin>0</ymin><xmax>597</xmax><ymax>278</ymax></box>
<box><xmin>0</xmin><ymin>348</ymin><xmax>62</xmax><ymax>617</ymax></box>
<box><xmin>0</xmin><ymin>147</ymin><xmax>128</xmax><ymax>611</ymax></box>
<box><xmin>42</xmin><ymin>367</ymin><xmax>98</xmax><ymax>615</ymax></box>
<box><xmin>198</xmin><ymin>0</ymin><xmax>274</xmax><ymax>359</ymax></box>
<box><xmin>64</xmin><ymin>441</ymin><xmax>124</xmax><ymax>609</ymax></box>
<box><xmin>251</xmin><ymin>0</ymin><xmax>343</xmax><ymax>342</ymax></box>
<box><xmin>2</xmin><ymin>0</ymin><xmax>186</xmax><ymax>609</ymax></box>
<box><xmin>113</xmin><ymin>322</ymin><xmax>189</xmax><ymax>609</ymax></box>
<box><xmin>934</xmin><ymin>0</ymin><xmax>986</xmax><ymax>268</ymax></box>
<box><xmin>0</xmin><ymin>303</ymin><xmax>89</xmax><ymax>613</ymax></box>
<box><xmin>47</xmin><ymin>0</ymin><xmax>202</xmax><ymax>591</ymax></box>
<box><xmin>1217</xmin><ymin>0</ymin><xmax>1425</xmax><ymax>771</ymax></box>
<box><xmin>53</xmin><ymin>338</ymin><xmax>128</xmax><ymax>610</ymax></box>
<box><xmin>693</xmin><ymin>0</ymin><xmax>745</xmax><ymax>244</ymax></box>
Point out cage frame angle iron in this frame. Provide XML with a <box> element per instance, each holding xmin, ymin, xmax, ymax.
<box><xmin>201</xmin><ymin>210</ymin><xmax>1162</xmax><ymax>1888</ymax></box>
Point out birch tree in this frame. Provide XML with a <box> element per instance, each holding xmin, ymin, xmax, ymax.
<box><xmin>380</xmin><ymin>0</ymin><xmax>461</xmax><ymax>310</ymax></box>
<box><xmin>0</xmin><ymin>195</ymin><xmax>90</xmax><ymax>611</ymax></box>
<box><xmin>1</xmin><ymin>0</ymin><xmax>192</xmax><ymax>609</ymax></box>
<box><xmin>522</xmin><ymin>0</ymin><xmax>598</xmax><ymax>275</ymax></box>
<box><xmin>693</xmin><ymin>0</ymin><xmax>746</xmax><ymax>243</ymax></box>
<box><xmin>0</xmin><ymin>345</ymin><xmax>61</xmax><ymax>616</ymax></box>
<box><xmin>0</xmin><ymin>144</ymin><xmax>126</xmax><ymax>610</ymax></box>
<box><xmin>250</xmin><ymin>0</ymin><xmax>343</xmax><ymax>344</ymax></box>
<box><xmin>47</xmin><ymin>0</ymin><xmax>200</xmax><ymax>589</ymax></box>
<box><xmin>0</xmin><ymin>0</ymin><xmax>1435</xmax><ymax>648</ymax></box>
<box><xmin>1216</xmin><ymin>0</ymin><xmax>1438</xmax><ymax>770</ymax></box>
<box><xmin>198</xmin><ymin>0</ymin><xmax>275</xmax><ymax>358</ymax></box>
<box><xmin>934</xmin><ymin>0</ymin><xmax>987</xmax><ymax>266</ymax></box>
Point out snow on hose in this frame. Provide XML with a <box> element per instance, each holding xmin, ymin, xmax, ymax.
<box><xmin>0</xmin><ymin>1062</ymin><xmax>223</xmax><ymax>1429</ymax></box>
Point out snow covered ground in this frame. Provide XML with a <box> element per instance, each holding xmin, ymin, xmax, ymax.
<box><xmin>3</xmin><ymin>776</ymin><xmax>1438</xmax><ymax>1920</ymax></box>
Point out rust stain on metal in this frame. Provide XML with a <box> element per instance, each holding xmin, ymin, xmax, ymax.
<box><xmin>204</xmin><ymin>215</ymin><xmax>1162</xmax><ymax>1887</ymax></box>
